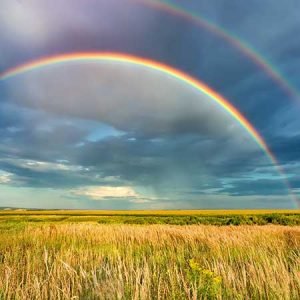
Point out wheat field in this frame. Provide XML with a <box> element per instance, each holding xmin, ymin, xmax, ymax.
<box><xmin>0</xmin><ymin>223</ymin><xmax>299</xmax><ymax>299</ymax></box>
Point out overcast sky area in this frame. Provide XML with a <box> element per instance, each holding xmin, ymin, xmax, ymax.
<box><xmin>0</xmin><ymin>0</ymin><xmax>299</xmax><ymax>209</ymax></box>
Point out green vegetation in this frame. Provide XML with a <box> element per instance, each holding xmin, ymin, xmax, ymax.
<box><xmin>96</xmin><ymin>213</ymin><xmax>300</xmax><ymax>225</ymax></box>
<box><xmin>1</xmin><ymin>209</ymin><xmax>298</xmax><ymax>215</ymax></box>
<box><xmin>0</xmin><ymin>211</ymin><xmax>299</xmax><ymax>225</ymax></box>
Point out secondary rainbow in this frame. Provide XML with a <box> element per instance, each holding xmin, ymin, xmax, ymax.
<box><xmin>137</xmin><ymin>0</ymin><xmax>299</xmax><ymax>102</ymax></box>
<box><xmin>0</xmin><ymin>52</ymin><xmax>296</xmax><ymax>204</ymax></box>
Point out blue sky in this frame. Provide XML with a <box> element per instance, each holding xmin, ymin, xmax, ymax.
<box><xmin>0</xmin><ymin>0</ymin><xmax>299</xmax><ymax>209</ymax></box>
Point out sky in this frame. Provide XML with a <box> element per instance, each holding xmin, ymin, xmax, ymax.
<box><xmin>0</xmin><ymin>0</ymin><xmax>299</xmax><ymax>209</ymax></box>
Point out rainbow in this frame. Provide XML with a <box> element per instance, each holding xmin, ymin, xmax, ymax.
<box><xmin>0</xmin><ymin>52</ymin><xmax>297</xmax><ymax>204</ymax></box>
<box><xmin>0</xmin><ymin>52</ymin><xmax>270</xmax><ymax>154</ymax></box>
<box><xmin>137</xmin><ymin>0</ymin><xmax>299</xmax><ymax>102</ymax></box>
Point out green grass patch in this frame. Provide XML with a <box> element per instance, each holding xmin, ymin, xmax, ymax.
<box><xmin>0</xmin><ymin>212</ymin><xmax>299</xmax><ymax>225</ymax></box>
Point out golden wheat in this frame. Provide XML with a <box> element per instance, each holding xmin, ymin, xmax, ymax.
<box><xmin>0</xmin><ymin>224</ymin><xmax>299</xmax><ymax>299</ymax></box>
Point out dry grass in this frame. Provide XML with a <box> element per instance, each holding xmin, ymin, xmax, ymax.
<box><xmin>0</xmin><ymin>224</ymin><xmax>299</xmax><ymax>299</ymax></box>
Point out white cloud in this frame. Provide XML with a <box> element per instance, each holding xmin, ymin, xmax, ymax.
<box><xmin>129</xmin><ymin>198</ymin><xmax>151</xmax><ymax>204</ymax></box>
<box><xmin>0</xmin><ymin>172</ymin><xmax>12</xmax><ymax>184</ymax></box>
<box><xmin>71</xmin><ymin>185</ymin><xmax>167</xmax><ymax>204</ymax></box>
<box><xmin>0</xmin><ymin>158</ymin><xmax>84</xmax><ymax>173</ymax></box>
<box><xmin>72</xmin><ymin>186</ymin><xmax>140</xmax><ymax>200</ymax></box>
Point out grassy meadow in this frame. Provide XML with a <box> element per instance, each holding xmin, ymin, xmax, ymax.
<box><xmin>0</xmin><ymin>210</ymin><xmax>299</xmax><ymax>299</ymax></box>
<box><xmin>0</xmin><ymin>209</ymin><xmax>300</xmax><ymax>225</ymax></box>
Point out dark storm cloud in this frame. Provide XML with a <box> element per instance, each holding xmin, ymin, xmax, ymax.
<box><xmin>168</xmin><ymin>0</ymin><xmax>300</xmax><ymax>136</ymax></box>
<box><xmin>288</xmin><ymin>175</ymin><xmax>300</xmax><ymax>189</ymax></box>
<box><xmin>1</xmin><ymin>0</ymin><xmax>299</xmax><ymax>137</ymax></box>
<box><xmin>2</xmin><ymin>62</ymin><xmax>256</xmax><ymax>142</ymax></box>
<box><xmin>269</xmin><ymin>134</ymin><xmax>300</xmax><ymax>164</ymax></box>
<box><xmin>0</xmin><ymin>106</ymin><xmax>272</xmax><ymax>195</ymax></box>
<box><xmin>0</xmin><ymin>104</ymin><xmax>91</xmax><ymax>163</ymax></box>
<box><xmin>0</xmin><ymin>0</ymin><xmax>286</xmax><ymax>107</ymax></box>
<box><xmin>70</xmin><ymin>133</ymin><xmax>275</xmax><ymax>195</ymax></box>
<box><xmin>0</xmin><ymin>0</ymin><xmax>299</xmax><ymax>208</ymax></box>
<box><xmin>220</xmin><ymin>178</ymin><xmax>289</xmax><ymax>196</ymax></box>
<box><xmin>181</xmin><ymin>0</ymin><xmax>300</xmax><ymax>53</ymax></box>
<box><xmin>1</xmin><ymin>0</ymin><xmax>299</xmax><ymax>96</ymax></box>
<box><xmin>0</xmin><ymin>72</ymin><xmax>284</xmax><ymax>197</ymax></box>
<box><xmin>0</xmin><ymin>71</ymin><xmax>286</xmax><ymax>198</ymax></box>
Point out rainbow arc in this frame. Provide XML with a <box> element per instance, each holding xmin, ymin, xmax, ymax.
<box><xmin>137</xmin><ymin>0</ymin><xmax>299</xmax><ymax>102</ymax></box>
<box><xmin>0</xmin><ymin>52</ymin><xmax>297</xmax><ymax>205</ymax></box>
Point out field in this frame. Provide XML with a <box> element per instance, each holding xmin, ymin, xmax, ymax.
<box><xmin>1</xmin><ymin>209</ymin><xmax>300</xmax><ymax>225</ymax></box>
<box><xmin>0</xmin><ymin>210</ymin><xmax>300</xmax><ymax>299</ymax></box>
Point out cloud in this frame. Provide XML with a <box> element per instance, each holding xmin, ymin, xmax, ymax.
<box><xmin>1</xmin><ymin>61</ymin><xmax>268</xmax><ymax>184</ymax></box>
<box><xmin>0</xmin><ymin>0</ymin><xmax>161</xmax><ymax>69</ymax></box>
<box><xmin>3</xmin><ymin>61</ymin><xmax>260</xmax><ymax>144</ymax></box>
<box><xmin>0</xmin><ymin>171</ymin><xmax>12</xmax><ymax>184</ymax></box>
<box><xmin>3</xmin><ymin>158</ymin><xmax>75</xmax><ymax>172</ymax></box>
<box><xmin>220</xmin><ymin>178</ymin><xmax>289</xmax><ymax>196</ymax></box>
<box><xmin>269</xmin><ymin>134</ymin><xmax>300</xmax><ymax>164</ymax></box>
<box><xmin>0</xmin><ymin>64</ymin><xmax>285</xmax><ymax>201</ymax></box>
<box><xmin>71</xmin><ymin>186</ymin><xmax>141</xmax><ymax>200</ymax></box>
<box><xmin>1</xmin><ymin>0</ymin><xmax>299</xmax><ymax>208</ymax></box>
<box><xmin>0</xmin><ymin>156</ymin><xmax>121</xmax><ymax>189</ymax></box>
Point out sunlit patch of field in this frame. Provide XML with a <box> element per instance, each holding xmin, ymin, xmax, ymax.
<box><xmin>0</xmin><ymin>223</ymin><xmax>299</xmax><ymax>299</ymax></box>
